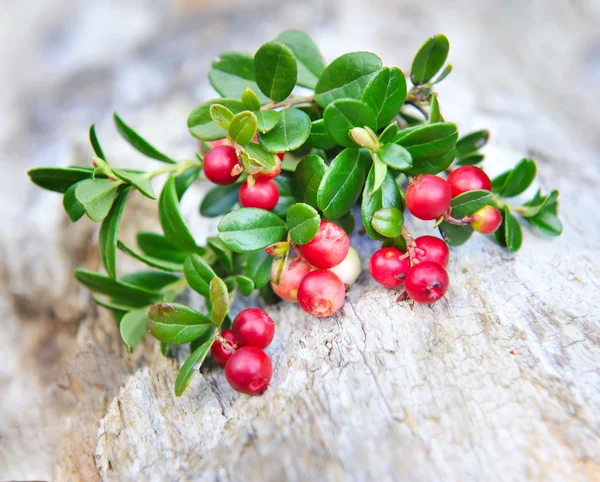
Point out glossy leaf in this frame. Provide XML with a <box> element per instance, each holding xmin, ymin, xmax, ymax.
<box><xmin>308</xmin><ymin>119</ymin><xmax>337</xmax><ymax>150</ymax></box>
<box><xmin>148</xmin><ymin>302</ymin><xmax>212</xmax><ymax>344</ymax></box>
<box><xmin>361</xmin><ymin>67</ymin><xmax>407</xmax><ymax>128</ymax></box>
<box><xmin>377</xmin><ymin>144</ymin><xmax>412</xmax><ymax>170</ymax></box>
<box><xmin>371</xmin><ymin>207</ymin><xmax>404</xmax><ymax>238</ymax></box>
<box><xmin>433</xmin><ymin>63</ymin><xmax>453</xmax><ymax>84</ymax></box>
<box><xmin>254</xmin><ymin>41</ymin><xmax>298</xmax><ymax>102</ymax></box>
<box><xmin>378</xmin><ymin>122</ymin><xmax>400</xmax><ymax>144</ymax></box>
<box><xmin>218</xmin><ymin>208</ymin><xmax>287</xmax><ymax>253</ymax></box>
<box><xmin>293</xmin><ymin>154</ymin><xmax>326</xmax><ymax>208</ymax></box>
<box><xmin>235</xmin><ymin>275</ymin><xmax>255</xmax><ymax>296</ymax></box>
<box><xmin>209</xmin><ymin>104</ymin><xmax>234</xmax><ymax>129</ymax></box>
<box><xmin>429</xmin><ymin>95</ymin><xmax>442</xmax><ymax>123</ymax></box>
<box><xmin>136</xmin><ymin>232</ymin><xmax>188</xmax><ymax>264</ymax></box>
<box><xmin>207</xmin><ymin>237</ymin><xmax>233</xmax><ymax>272</ymax></box>
<box><xmin>259</xmin><ymin>108</ymin><xmax>311</xmax><ymax>152</ymax></box>
<box><xmin>323</xmin><ymin>99</ymin><xmax>377</xmax><ymax>148</ymax></box>
<box><xmin>184</xmin><ymin>254</ymin><xmax>217</xmax><ymax>298</ymax></box>
<box><xmin>457</xmin><ymin>153</ymin><xmax>484</xmax><ymax>166</ymax></box>
<box><xmin>89</xmin><ymin>124</ymin><xmax>105</xmax><ymax>160</ymax></box>
<box><xmin>174</xmin><ymin>330</ymin><xmax>214</xmax><ymax>396</ymax></box>
<box><xmin>200</xmin><ymin>183</ymin><xmax>240</xmax><ymax>217</ymax></box>
<box><xmin>525</xmin><ymin>191</ymin><xmax>562</xmax><ymax>236</ymax></box>
<box><xmin>119</xmin><ymin>307</ymin><xmax>149</xmax><ymax>353</ymax></box>
<box><xmin>287</xmin><ymin>203</ymin><xmax>320</xmax><ymax>245</ymax></box>
<box><xmin>396</xmin><ymin>123</ymin><xmax>458</xmax><ymax>160</ymax></box>
<box><xmin>520</xmin><ymin>189</ymin><xmax>558</xmax><ymax>218</ymax></box>
<box><xmin>245</xmin><ymin>249</ymin><xmax>272</xmax><ymax>289</ymax></box>
<box><xmin>255</xmin><ymin>110</ymin><xmax>279</xmax><ymax>133</ymax></box>
<box><xmin>411</xmin><ymin>34</ymin><xmax>450</xmax><ymax>85</ymax></box>
<box><xmin>318</xmin><ymin>148</ymin><xmax>370</xmax><ymax>219</ymax></box>
<box><xmin>275</xmin><ymin>30</ymin><xmax>325</xmax><ymax>89</ymax></box>
<box><xmin>450</xmin><ymin>189</ymin><xmax>491</xmax><ymax>216</ymax></box>
<box><xmin>113</xmin><ymin>113</ymin><xmax>175</xmax><ymax>164</ymax></box>
<box><xmin>75</xmin><ymin>178</ymin><xmax>120</xmax><ymax>222</ymax></box>
<box><xmin>210</xmin><ymin>277</ymin><xmax>229</xmax><ymax>327</ymax></box>
<box><xmin>158</xmin><ymin>176</ymin><xmax>197</xmax><ymax>251</ymax></box>
<box><xmin>438</xmin><ymin>221</ymin><xmax>473</xmax><ymax>246</ymax></box>
<box><xmin>272</xmin><ymin>195</ymin><xmax>296</xmax><ymax>219</ymax></box>
<box><xmin>188</xmin><ymin>98</ymin><xmax>245</xmax><ymax>141</ymax></box>
<box><xmin>456</xmin><ymin>130</ymin><xmax>489</xmax><ymax>157</ymax></box>
<box><xmin>493</xmin><ymin>207</ymin><xmax>523</xmax><ymax>252</ymax></box>
<box><xmin>241</xmin><ymin>88</ymin><xmax>261</xmax><ymax>111</ymax></box>
<box><xmin>112</xmin><ymin>169</ymin><xmax>156</xmax><ymax>199</ymax></box>
<box><xmin>175</xmin><ymin>166</ymin><xmax>200</xmax><ymax>200</ymax></box>
<box><xmin>228</xmin><ymin>111</ymin><xmax>258</xmax><ymax>146</ymax></box>
<box><xmin>74</xmin><ymin>269</ymin><xmax>160</xmax><ymax>307</ymax></box>
<box><xmin>492</xmin><ymin>158</ymin><xmax>537</xmax><ymax>197</ymax></box>
<box><xmin>332</xmin><ymin>210</ymin><xmax>356</xmax><ymax>235</ymax></box>
<box><xmin>361</xmin><ymin>167</ymin><xmax>403</xmax><ymax>240</ymax></box>
<box><xmin>28</xmin><ymin>167</ymin><xmax>92</xmax><ymax>194</ymax></box>
<box><xmin>208</xmin><ymin>52</ymin><xmax>269</xmax><ymax>103</ymax></box>
<box><xmin>98</xmin><ymin>187</ymin><xmax>130</xmax><ymax>278</ymax></box>
<box><xmin>120</xmin><ymin>271</ymin><xmax>180</xmax><ymax>292</ymax></box>
<box><xmin>371</xmin><ymin>156</ymin><xmax>388</xmax><ymax>193</ymax></box>
<box><xmin>404</xmin><ymin>148</ymin><xmax>457</xmax><ymax>176</ymax></box>
<box><xmin>93</xmin><ymin>296</ymin><xmax>144</xmax><ymax>313</ymax></box>
<box><xmin>117</xmin><ymin>240</ymin><xmax>183</xmax><ymax>272</ymax></box>
<box><xmin>243</xmin><ymin>141</ymin><xmax>279</xmax><ymax>174</ymax></box>
<box><xmin>63</xmin><ymin>182</ymin><xmax>85</xmax><ymax>222</ymax></box>
<box><xmin>315</xmin><ymin>52</ymin><xmax>383</xmax><ymax>107</ymax></box>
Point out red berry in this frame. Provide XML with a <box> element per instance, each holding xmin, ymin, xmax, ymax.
<box><xmin>239</xmin><ymin>179</ymin><xmax>279</xmax><ymax>210</ymax></box>
<box><xmin>299</xmin><ymin>220</ymin><xmax>350</xmax><ymax>269</ymax></box>
<box><xmin>254</xmin><ymin>155</ymin><xmax>282</xmax><ymax>180</ymax></box>
<box><xmin>297</xmin><ymin>270</ymin><xmax>345</xmax><ymax>317</ymax></box>
<box><xmin>225</xmin><ymin>346</ymin><xmax>272</xmax><ymax>395</ymax></box>
<box><xmin>369</xmin><ymin>247</ymin><xmax>410</xmax><ymax>287</ymax></box>
<box><xmin>203</xmin><ymin>145</ymin><xmax>240</xmax><ymax>185</ymax></box>
<box><xmin>232</xmin><ymin>308</ymin><xmax>275</xmax><ymax>349</ymax></box>
<box><xmin>414</xmin><ymin>236</ymin><xmax>450</xmax><ymax>268</ymax></box>
<box><xmin>271</xmin><ymin>256</ymin><xmax>313</xmax><ymax>302</ymax></box>
<box><xmin>404</xmin><ymin>261</ymin><xmax>449</xmax><ymax>304</ymax></box>
<box><xmin>471</xmin><ymin>206</ymin><xmax>502</xmax><ymax>234</ymax></box>
<box><xmin>210</xmin><ymin>329</ymin><xmax>237</xmax><ymax>367</ymax></box>
<box><xmin>405</xmin><ymin>174</ymin><xmax>452</xmax><ymax>220</ymax></box>
<box><xmin>447</xmin><ymin>166</ymin><xmax>492</xmax><ymax>198</ymax></box>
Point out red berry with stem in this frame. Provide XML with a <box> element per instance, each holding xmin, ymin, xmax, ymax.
<box><xmin>210</xmin><ymin>329</ymin><xmax>237</xmax><ymax>367</ymax></box>
<box><xmin>471</xmin><ymin>206</ymin><xmax>503</xmax><ymax>234</ymax></box>
<box><xmin>404</xmin><ymin>261</ymin><xmax>449</xmax><ymax>304</ymax></box>
<box><xmin>369</xmin><ymin>247</ymin><xmax>410</xmax><ymax>287</ymax></box>
<box><xmin>405</xmin><ymin>174</ymin><xmax>452</xmax><ymax>220</ymax></box>
<box><xmin>414</xmin><ymin>236</ymin><xmax>450</xmax><ymax>268</ymax></box>
<box><xmin>299</xmin><ymin>220</ymin><xmax>350</xmax><ymax>269</ymax></box>
<box><xmin>447</xmin><ymin>166</ymin><xmax>492</xmax><ymax>198</ymax></box>
<box><xmin>239</xmin><ymin>179</ymin><xmax>279</xmax><ymax>210</ymax></box>
<box><xmin>232</xmin><ymin>308</ymin><xmax>275</xmax><ymax>349</ymax></box>
<box><xmin>255</xmin><ymin>155</ymin><xmax>283</xmax><ymax>181</ymax></box>
<box><xmin>225</xmin><ymin>346</ymin><xmax>272</xmax><ymax>395</ymax></box>
<box><xmin>271</xmin><ymin>256</ymin><xmax>313</xmax><ymax>302</ymax></box>
<box><xmin>297</xmin><ymin>270</ymin><xmax>346</xmax><ymax>317</ymax></box>
<box><xmin>203</xmin><ymin>145</ymin><xmax>240</xmax><ymax>185</ymax></box>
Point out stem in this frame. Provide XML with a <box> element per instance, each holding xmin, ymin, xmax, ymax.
<box><xmin>401</xmin><ymin>225</ymin><xmax>420</xmax><ymax>266</ymax></box>
<box><xmin>491</xmin><ymin>194</ymin><xmax>526</xmax><ymax>215</ymax></box>
<box><xmin>145</xmin><ymin>160</ymin><xmax>202</xmax><ymax>179</ymax></box>
<box><xmin>260</xmin><ymin>94</ymin><xmax>316</xmax><ymax>111</ymax></box>
<box><xmin>442</xmin><ymin>210</ymin><xmax>480</xmax><ymax>225</ymax></box>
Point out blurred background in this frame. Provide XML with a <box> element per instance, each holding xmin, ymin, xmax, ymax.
<box><xmin>1</xmin><ymin>0</ymin><xmax>599</xmax><ymax>479</ymax></box>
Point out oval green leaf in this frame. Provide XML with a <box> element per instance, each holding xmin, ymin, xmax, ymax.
<box><xmin>112</xmin><ymin>169</ymin><xmax>156</xmax><ymax>199</ymax></box>
<box><xmin>210</xmin><ymin>277</ymin><xmax>229</xmax><ymax>327</ymax></box>
<box><xmin>410</xmin><ymin>34</ymin><xmax>450</xmax><ymax>85</ymax></box>
<box><xmin>75</xmin><ymin>178</ymin><xmax>120</xmax><ymax>222</ymax></box>
<box><xmin>255</xmin><ymin>110</ymin><xmax>279</xmax><ymax>133</ymax></box>
<box><xmin>74</xmin><ymin>269</ymin><xmax>160</xmax><ymax>307</ymax></box>
<box><xmin>174</xmin><ymin>330</ymin><xmax>214</xmax><ymax>397</ymax></box>
<box><xmin>456</xmin><ymin>130</ymin><xmax>489</xmax><ymax>158</ymax></box>
<box><xmin>450</xmin><ymin>189</ymin><xmax>491</xmax><ymax>216</ymax></box>
<box><xmin>235</xmin><ymin>275</ymin><xmax>255</xmax><ymax>297</ymax></box>
<box><xmin>63</xmin><ymin>182</ymin><xmax>85</xmax><ymax>222</ymax></box>
<box><xmin>323</xmin><ymin>99</ymin><xmax>377</xmax><ymax>148</ymax></box>
<box><xmin>492</xmin><ymin>158</ymin><xmax>537</xmax><ymax>198</ymax></box>
<box><xmin>287</xmin><ymin>203</ymin><xmax>320</xmax><ymax>245</ymax></box>
<box><xmin>308</xmin><ymin>119</ymin><xmax>337</xmax><ymax>150</ymax></box>
<box><xmin>493</xmin><ymin>207</ymin><xmax>523</xmax><ymax>252</ymax></box>
<box><xmin>148</xmin><ymin>302</ymin><xmax>212</xmax><ymax>344</ymax></box>
<box><xmin>117</xmin><ymin>240</ymin><xmax>184</xmax><ymax>272</ymax></box>
<box><xmin>113</xmin><ymin>113</ymin><xmax>175</xmax><ymax>164</ymax></box>
<box><xmin>28</xmin><ymin>166</ymin><xmax>93</xmax><ymax>194</ymax></box>
<box><xmin>207</xmin><ymin>237</ymin><xmax>233</xmax><ymax>272</ymax></box>
<box><xmin>361</xmin><ymin>167</ymin><xmax>403</xmax><ymax>240</ymax></box>
<box><xmin>228</xmin><ymin>111</ymin><xmax>258</xmax><ymax>146</ymax></box>
<box><xmin>99</xmin><ymin>187</ymin><xmax>130</xmax><ymax>278</ymax></box>
<box><xmin>362</xmin><ymin>67</ymin><xmax>407</xmax><ymax>128</ymax></box>
<box><xmin>245</xmin><ymin>249</ymin><xmax>272</xmax><ymax>289</ymax></box>
<box><xmin>209</xmin><ymin>52</ymin><xmax>269</xmax><ymax>103</ymax></box>
<box><xmin>209</xmin><ymin>104</ymin><xmax>234</xmax><ymax>130</ymax></box>
<box><xmin>439</xmin><ymin>221</ymin><xmax>474</xmax><ymax>246</ymax></box>
<box><xmin>119</xmin><ymin>307</ymin><xmax>149</xmax><ymax>353</ymax></box>
<box><xmin>188</xmin><ymin>98</ymin><xmax>245</xmax><ymax>141</ymax></box>
<box><xmin>377</xmin><ymin>144</ymin><xmax>412</xmax><ymax>170</ymax></box>
<box><xmin>184</xmin><ymin>254</ymin><xmax>217</xmax><ymax>298</ymax></box>
<box><xmin>259</xmin><ymin>108</ymin><xmax>311</xmax><ymax>152</ymax></box>
<box><xmin>293</xmin><ymin>154</ymin><xmax>326</xmax><ymax>208</ymax></box>
<box><xmin>89</xmin><ymin>124</ymin><xmax>105</xmax><ymax>160</ymax></box>
<box><xmin>136</xmin><ymin>232</ymin><xmax>188</xmax><ymax>264</ymax></box>
<box><xmin>158</xmin><ymin>176</ymin><xmax>197</xmax><ymax>251</ymax></box>
<box><xmin>371</xmin><ymin>207</ymin><xmax>404</xmax><ymax>238</ymax></box>
<box><xmin>218</xmin><ymin>208</ymin><xmax>287</xmax><ymax>253</ymax></box>
<box><xmin>200</xmin><ymin>183</ymin><xmax>240</xmax><ymax>217</ymax></box>
<box><xmin>276</xmin><ymin>30</ymin><xmax>325</xmax><ymax>89</ymax></box>
<box><xmin>254</xmin><ymin>42</ymin><xmax>298</xmax><ymax>102</ymax></box>
<box><xmin>242</xmin><ymin>88</ymin><xmax>261</xmax><ymax>111</ymax></box>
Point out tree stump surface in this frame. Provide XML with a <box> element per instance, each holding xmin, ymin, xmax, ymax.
<box><xmin>1</xmin><ymin>1</ymin><xmax>599</xmax><ymax>481</ymax></box>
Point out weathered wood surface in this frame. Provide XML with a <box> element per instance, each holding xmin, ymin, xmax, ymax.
<box><xmin>1</xmin><ymin>1</ymin><xmax>599</xmax><ymax>481</ymax></box>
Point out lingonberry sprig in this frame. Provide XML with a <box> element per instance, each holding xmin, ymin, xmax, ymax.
<box><xmin>27</xmin><ymin>31</ymin><xmax>562</xmax><ymax>397</ymax></box>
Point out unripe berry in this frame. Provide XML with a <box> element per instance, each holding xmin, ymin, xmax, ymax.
<box><xmin>203</xmin><ymin>145</ymin><xmax>240</xmax><ymax>185</ymax></box>
<box><xmin>414</xmin><ymin>236</ymin><xmax>450</xmax><ymax>268</ymax></box>
<box><xmin>225</xmin><ymin>346</ymin><xmax>272</xmax><ymax>395</ymax></box>
<box><xmin>255</xmin><ymin>155</ymin><xmax>283</xmax><ymax>181</ymax></box>
<box><xmin>210</xmin><ymin>329</ymin><xmax>237</xmax><ymax>367</ymax></box>
<box><xmin>471</xmin><ymin>205</ymin><xmax>502</xmax><ymax>234</ymax></box>
<box><xmin>232</xmin><ymin>308</ymin><xmax>275</xmax><ymax>349</ymax></box>
<box><xmin>239</xmin><ymin>179</ymin><xmax>279</xmax><ymax>210</ymax></box>
<box><xmin>297</xmin><ymin>270</ymin><xmax>346</xmax><ymax>317</ymax></box>
<box><xmin>299</xmin><ymin>220</ymin><xmax>350</xmax><ymax>269</ymax></box>
<box><xmin>271</xmin><ymin>256</ymin><xmax>313</xmax><ymax>302</ymax></box>
<box><xmin>404</xmin><ymin>261</ymin><xmax>449</xmax><ymax>304</ymax></box>
<box><xmin>447</xmin><ymin>166</ymin><xmax>492</xmax><ymax>198</ymax></box>
<box><xmin>369</xmin><ymin>247</ymin><xmax>410</xmax><ymax>287</ymax></box>
<box><xmin>405</xmin><ymin>174</ymin><xmax>452</xmax><ymax>220</ymax></box>
<box><xmin>329</xmin><ymin>246</ymin><xmax>361</xmax><ymax>286</ymax></box>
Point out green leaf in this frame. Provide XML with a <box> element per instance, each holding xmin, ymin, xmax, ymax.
<box><xmin>113</xmin><ymin>113</ymin><xmax>175</xmax><ymax>164</ymax></box>
<box><xmin>525</xmin><ymin>191</ymin><xmax>562</xmax><ymax>236</ymax></box>
<box><xmin>456</xmin><ymin>130</ymin><xmax>489</xmax><ymax>158</ymax></box>
<box><xmin>148</xmin><ymin>302</ymin><xmax>212</xmax><ymax>344</ymax></box>
<box><xmin>174</xmin><ymin>330</ymin><xmax>214</xmax><ymax>396</ymax></box>
<box><xmin>361</xmin><ymin>67</ymin><xmax>407</xmax><ymax>128</ymax></box>
<box><xmin>120</xmin><ymin>271</ymin><xmax>180</xmax><ymax>292</ymax></box>
<box><xmin>245</xmin><ymin>249</ymin><xmax>272</xmax><ymax>289</ymax></box>
<box><xmin>403</xmin><ymin>148</ymin><xmax>457</xmax><ymax>176</ymax></box>
<box><xmin>410</xmin><ymin>34</ymin><xmax>450</xmax><ymax>85</ymax></box>
<box><xmin>112</xmin><ymin>169</ymin><xmax>156</xmax><ymax>199</ymax></box>
<box><xmin>308</xmin><ymin>119</ymin><xmax>337</xmax><ymax>150</ymax></box>
<box><xmin>242</xmin><ymin>141</ymin><xmax>279</xmax><ymax>175</ymax></box>
<box><xmin>317</xmin><ymin>148</ymin><xmax>370</xmax><ymax>219</ymax></box>
<box><xmin>119</xmin><ymin>307</ymin><xmax>149</xmax><ymax>353</ymax></box>
<box><xmin>520</xmin><ymin>189</ymin><xmax>558</xmax><ymax>218</ymax></box>
<box><xmin>175</xmin><ymin>166</ymin><xmax>200</xmax><ymax>200</ymax></box>
<box><xmin>75</xmin><ymin>178</ymin><xmax>120</xmax><ymax>222</ymax></box>
<box><xmin>255</xmin><ymin>110</ymin><xmax>279</xmax><ymax>133</ymax></box>
<box><xmin>456</xmin><ymin>152</ymin><xmax>485</xmax><ymax>166</ymax></box>
<box><xmin>184</xmin><ymin>254</ymin><xmax>217</xmax><ymax>298</ymax></box>
<box><xmin>433</xmin><ymin>63</ymin><xmax>453</xmax><ymax>84</ymax></box>
<box><xmin>378</xmin><ymin>122</ymin><xmax>400</xmax><ymax>144</ymax></box>
<box><xmin>287</xmin><ymin>203</ymin><xmax>320</xmax><ymax>245</ymax></box>
<box><xmin>208</xmin><ymin>52</ymin><xmax>269</xmax><ymax>103</ymax></box>
<box><xmin>315</xmin><ymin>52</ymin><xmax>382</xmax><ymax>107</ymax></box>
<box><xmin>98</xmin><ymin>187</ymin><xmax>130</xmax><ymax>278</ymax></box>
<box><xmin>209</xmin><ymin>277</ymin><xmax>229</xmax><ymax>327</ymax></box>
<box><xmin>438</xmin><ymin>221</ymin><xmax>473</xmax><ymax>246</ymax></box>
<box><xmin>371</xmin><ymin>156</ymin><xmax>388</xmax><ymax>193</ymax></box>
<box><xmin>272</xmin><ymin>195</ymin><xmax>297</xmax><ymax>219</ymax></box>
<box><xmin>323</xmin><ymin>99</ymin><xmax>377</xmax><ymax>148</ymax></box>
<box><xmin>377</xmin><ymin>144</ymin><xmax>412</xmax><ymax>170</ymax></box>
<box><xmin>28</xmin><ymin>167</ymin><xmax>92</xmax><ymax>193</ymax></box>
<box><xmin>209</xmin><ymin>104</ymin><xmax>234</xmax><ymax>130</ymax></box>
<box><xmin>63</xmin><ymin>182</ymin><xmax>86</xmax><ymax>222</ymax></box>
<box><xmin>207</xmin><ymin>237</ymin><xmax>233</xmax><ymax>272</ymax></box>
<box><xmin>117</xmin><ymin>240</ymin><xmax>183</xmax><ymax>272</ymax></box>
<box><xmin>395</xmin><ymin>122</ymin><xmax>458</xmax><ymax>160</ymax></box>
<box><xmin>254</xmin><ymin>41</ymin><xmax>298</xmax><ymax>102</ymax></box>
<box><xmin>429</xmin><ymin>95</ymin><xmax>442</xmax><ymax>123</ymax></box>
<box><xmin>89</xmin><ymin>124</ymin><xmax>105</xmax><ymax>160</ymax></box>
<box><xmin>492</xmin><ymin>158</ymin><xmax>537</xmax><ymax>197</ymax></box>
<box><xmin>158</xmin><ymin>177</ymin><xmax>197</xmax><ymax>251</ymax></box>
<box><xmin>188</xmin><ymin>98</ymin><xmax>245</xmax><ymax>141</ymax></box>
<box><xmin>228</xmin><ymin>111</ymin><xmax>258</xmax><ymax>146</ymax></box>
<box><xmin>381</xmin><ymin>236</ymin><xmax>408</xmax><ymax>252</ymax></box>
<box><xmin>332</xmin><ymin>210</ymin><xmax>356</xmax><ymax>235</ymax></box>
<box><xmin>494</xmin><ymin>207</ymin><xmax>523</xmax><ymax>252</ymax></box>
<box><xmin>218</xmin><ymin>208</ymin><xmax>287</xmax><ymax>253</ymax></box>
<box><xmin>241</xmin><ymin>88</ymin><xmax>261</xmax><ymax>111</ymax></box>
<box><xmin>450</xmin><ymin>189</ymin><xmax>491</xmax><ymax>216</ymax></box>
<box><xmin>200</xmin><ymin>183</ymin><xmax>240</xmax><ymax>217</ymax></box>
<box><xmin>235</xmin><ymin>275</ymin><xmax>255</xmax><ymax>296</ymax></box>
<box><xmin>371</xmin><ymin>207</ymin><xmax>404</xmax><ymax>238</ymax></box>
<box><xmin>93</xmin><ymin>296</ymin><xmax>144</xmax><ymax>313</ymax></box>
<box><xmin>259</xmin><ymin>108</ymin><xmax>311</xmax><ymax>152</ymax></box>
<box><xmin>294</xmin><ymin>154</ymin><xmax>327</xmax><ymax>208</ymax></box>
<box><xmin>136</xmin><ymin>232</ymin><xmax>188</xmax><ymax>264</ymax></box>
<box><xmin>74</xmin><ymin>269</ymin><xmax>160</xmax><ymax>307</ymax></box>
<box><xmin>275</xmin><ymin>30</ymin><xmax>325</xmax><ymax>89</ymax></box>
<box><xmin>361</xmin><ymin>167</ymin><xmax>403</xmax><ymax>240</ymax></box>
